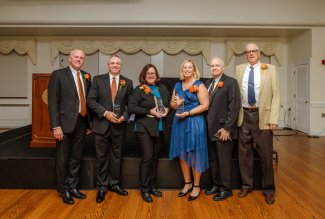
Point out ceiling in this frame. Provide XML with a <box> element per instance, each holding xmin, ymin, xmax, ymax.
<box><xmin>0</xmin><ymin>25</ymin><xmax>309</xmax><ymax>38</ymax></box>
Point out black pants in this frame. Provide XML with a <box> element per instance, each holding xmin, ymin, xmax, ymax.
<box><xmin>238</xmin><ymin>109</ymin><xmax>275</xmax><ymax>194</ymax></box>
<box><xmin>136</xmin><ymin>132</ymin><xmax>162</xmax><ymax>193</ymax></box>
<box><xmin>95</xmin><ymin>126</ymin><xmax>124</xmax><ymax>191</ymax></box>
<box><xmin>208</xmin><ymin>139</ymin><xmax>234</xmax><ymax>192</ymax></box>
<box><xmin>56</xmin><ymin>115</ymin><xmax>86</xmax><ymax>192</ymax></box>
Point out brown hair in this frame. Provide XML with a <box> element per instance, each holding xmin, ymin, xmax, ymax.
<box><xmin>139</xmin><ymin>64</ymin><xmax>161</xmax><ymax>85</ymax></box>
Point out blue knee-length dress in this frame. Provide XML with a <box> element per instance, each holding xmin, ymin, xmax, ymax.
<box><xmin>169</xmin><ymin>80</ymin><xmax>209</xmax><ymax>173</ymax></box>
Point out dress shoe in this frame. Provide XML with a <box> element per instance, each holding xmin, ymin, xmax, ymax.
<box><xmin>61</xmin><ymin>191</ymin><xmax>74</xmax><ymax>205</ymax></box>
<box><xmin>265</xmin><ymin>194</ymin><xmax>275</xmax><ymax>204</ymax></box>
<box><xmin>69</xmin><ymin>188</ymin><xmax>86</xmax><ymax>199</ymax></box>
<box><xmin>177</xmin><ymin>182</ymin><xmax>193</xmax><ymax>197</ymax></box>
<box><xmin>150</xmin><ymin>188</ymin><xmax>162</xmax><ymax>197</ymax></box>
<box><xmin>141</xmin><ymin>192</ymin><xmax>153</xmax><ymax>203</ymax></box>
<box><xmin>205</xmin><ymin>185</ymin><xmax>219</xmax><ymax>195</ymax></box>
<box><xmin>213</xmin><ymin>191</ymin><xmax>233</xmax><ymax>201</ymax></box>
<box><xmin>188</xmin><ymin>185</ymin><xmax>200</xmax><ymax>201</ymax></box>
<box><xmin>96</xmin><ymin>191</ymin><xmax>106</xmax><ymax>203</ymax></box>
<box><xmin>238</xmin><ymin>188</ymin><xmax>252</xmax><ymax>198</ymax></box>
<box><xmin>111</xmin><ymin>185</ymin><xmax>128</xmax><ymax>196</ymax></box>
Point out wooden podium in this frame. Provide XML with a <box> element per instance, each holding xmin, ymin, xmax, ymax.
<box><xmin>31</xmin><ymin>74</ymin><xmax>55</xmax><ymax>147</ymax></box>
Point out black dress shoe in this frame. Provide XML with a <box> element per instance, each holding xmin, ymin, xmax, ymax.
<box><xmin>96</xmin><ymin>191</ymin><xmax>106</xmax><ymax>203</ymax></box>
<box><xmin>264</xmin><ymin>194</ymin><xmax>275</xmax><ymax>204</ymax></box>
<box><xmin>238</xmin><ymin>188</ymin><xmax>252</xmax><ymax>197</ymax></box>
<box><xmin>69</xmin><ymin>188</ymin><xmax>86</xmax><ymax>199</ymax></box>
<box><xmin>205</xmin><ymin>185</ymin><xmax>219</xmax><ymax>195</ymax></box>
<box><xmin>177</xmin><ymin>182</ymin><xmax>193</xmax><ymax>197</ymax></box>
<box><xmin>150</xmin><ymin>189</ymin><xmax>162</xmax><ymax>197</ymax></box>
<box><xmin>62</xmin><ymin>191</ymin><xmax>74</xmax><ymax>205</ymax></box>
<box><xmin>141</xmin><ymin>192</ymin><xmax>153</xmax><ymax>203</ymax></box>
<box><xmin>188</xmin><ymin>185</ymin><xmax>200</xmax><ymax>201</ymax></box>
<box><xmin>213</xmin><ymin>191</ymin><xmax>233</xmax><ymax>201</ymax></box>
<box><xmin>111</xmin><ymin>185</ymin><xmax>128</xmax><ymax>196</ymax></box>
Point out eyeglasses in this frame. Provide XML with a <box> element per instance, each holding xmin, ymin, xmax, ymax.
<box><xmin>246</xmin><ymin>50</ymin><xmax>259</xmax><ymax>54</ymax></box>
<box><xmin>146</xmin><ymin>72</ymin><xmax>156</xmax><ymax>76</ymax></box>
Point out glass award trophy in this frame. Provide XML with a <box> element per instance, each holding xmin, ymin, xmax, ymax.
<box><xmin>154</xmin><ymin>96</ymin><xmax>165</xmax><ymax>114</ymax></box>
<box><xmin>176</xmin><ymin>97</ymin><xmax>185</xmax><ymax>114</ymax></box>
<box><xmin>113</xmin><ymin>101</ymin><xmax>121</xmax><ymax>118</ymax></box>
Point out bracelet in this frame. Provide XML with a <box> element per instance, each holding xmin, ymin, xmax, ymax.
<box><xmin>188</xmin><ymin>111</ymin><xmax>191</xmax><ymax>116</ymax></box>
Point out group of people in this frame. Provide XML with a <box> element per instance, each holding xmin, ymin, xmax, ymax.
<box><xmin>48</xmin><ymin>42</ymin><xmax>280</xmax><ymax>206</ymax></box>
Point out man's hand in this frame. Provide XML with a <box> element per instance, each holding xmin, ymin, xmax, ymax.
<box><xmin>270</xmin><ymin>124</ymin><xmax>278</xmax><ymax>131</ymax></box>
<box><xmin>53</xmin><ymin>127</ymin><xmax>64</xmax><ymax>141</ymax></box>
<box><xmin>217</xmin><ymin>128</ymin><xmax>231</xmax><ymax>141</ymax></box>
<box><xmin>105</xmin><ymin>111</ymin><xmax>120</xmax><ymax>123</ymax></box>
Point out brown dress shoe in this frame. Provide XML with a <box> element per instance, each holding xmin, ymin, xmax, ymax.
<box><xmin>265</xmin><ymin>194</ymin><xmax>275</xmax><ymax>204</ymax></box>
<box><xmin>238</xmin><ymin>188</ymin><xmax>252</xmax><ymax>198</ymax></box>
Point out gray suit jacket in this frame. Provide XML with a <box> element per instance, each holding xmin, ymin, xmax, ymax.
<box><xmin>87</xmin><ymin>73</ymin><xmax>133</xmax><ymax>135</ymax></box>
<box><xmin>205</xmin><ymin>74</ymin><xmax>240</xmax><ymax>141</ymax></box>
<box><xmin>48</xmin><ymin>67</ymin><xmax>91</xmax><ymax>133</ymax></box>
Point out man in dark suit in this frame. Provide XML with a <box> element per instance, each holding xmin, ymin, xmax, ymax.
<box><xmin>48</xmin><ymin>48</ymin><xmax>91</xmax><ymax>205</ymax></box>
<box><xmin>235</xmin><ymin>43</ymin><xmax>280</xmax><ymax>204</ymax></box>
<box><xmin>205</xmin><ymin>57</ymin><xmax>240</xmax><ymax>201</ymax></box>
<box><xmin>87</xmin><ymin>54</ymin><xmax>133</xmax><ymax>203</ymax></box>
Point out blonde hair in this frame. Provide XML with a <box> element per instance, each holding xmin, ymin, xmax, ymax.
<box><xmin>178</xmin><ymin>60</ymin><xmax>200</xmax><ymax>80</ymax></box>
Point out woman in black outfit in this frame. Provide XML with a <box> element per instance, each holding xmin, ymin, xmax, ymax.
<box><xmin>128</xmin><ymin>64</ymin><xmax>170</xmax><ymax>203</ymax></box>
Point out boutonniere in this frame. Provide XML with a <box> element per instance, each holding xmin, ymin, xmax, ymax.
<box><xmin>261</xmin><ymin>64</ymin><xmax>268</xmax><ymax>70</ymax></box>
<box><xmin>217</xmin><ymin>81</ymin><xmax>223</xmax><ymax>88</ymax></box>
<box><xmin>139</xmin><ymin>84</ymin><xmax>151</xmax><ymax>94</ymax></box>
<box><xmin>120</xmin><ymin>80</ymin><xmax>126</xmax><ymax>88</ymax></box>
<box><xmin>189</xmin><ymin>85</ymin><xmax>199</xmax><ymax>93</ymax></box>
<box><xmin>83</xmin><ymin>73</ymin><xmax>91</xmax><ymax>81</ymax></box>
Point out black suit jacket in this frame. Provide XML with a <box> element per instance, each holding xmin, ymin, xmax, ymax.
<box><xmin>48</xmin><ymin>67</ymin><xmax>91</xmax><ymax>133</ymax></box>
<box><xmin>128</xmin><ymin>84</ymin><xmax>170</xmax><ymax>137</ymax></box>
<box><xmin>205</xmin><ymin>74</ymin><xmax>240</xmax><ymax>141</ymax></box>
<box><xmin>87</xmin><ymin>73</ymin><xmax>133</xmax><ymax>135</ymax></box>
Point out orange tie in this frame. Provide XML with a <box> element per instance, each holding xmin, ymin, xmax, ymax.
<box><xmin>111</xmin><ymin>77</ymin><xmax>117</xmax><ymax>101</ymax></box>
<box><xmin>77</xmin><ymin>71</ymin><xmax>87</xmax><ymax>117</ymax></box>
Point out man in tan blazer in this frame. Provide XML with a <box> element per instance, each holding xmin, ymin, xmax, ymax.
<box><xmin>235</xmin><ymin>43</ymin><xmax>280</xmax><ymax>204</ymax></box>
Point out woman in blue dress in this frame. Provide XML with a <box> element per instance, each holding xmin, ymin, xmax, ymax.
<box><xmin>169</xmin><ymin>60</ymin><xmax>209</xmax><ymax>201</ymax></box>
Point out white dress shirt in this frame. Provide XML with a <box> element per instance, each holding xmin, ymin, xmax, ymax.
<box><xmin>241</xmin><ymin>62</ymin><xmax>261</xmax><ymax>107</ymax></box>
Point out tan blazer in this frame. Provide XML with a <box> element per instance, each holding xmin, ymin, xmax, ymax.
<box><xmin>235</xmin><ymin>63</ymin><xmax>281</xmax><ymax>130</ymax></box>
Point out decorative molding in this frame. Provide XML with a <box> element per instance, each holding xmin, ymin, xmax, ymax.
<box><xmin>51</xmin><ymin>38</ymin><xmax>210</xmax><ymax>63</ymax></box>
<box><xmin>0</xmin><ymin>39</ymin><xmax>37</xmax><ymax>65</ymax></box>
<box><xmin>225</xmin><ymin>40</ymin><xmax>282</xmax><ymax>66</ymax></box>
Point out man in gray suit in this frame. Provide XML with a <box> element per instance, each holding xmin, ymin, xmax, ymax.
<box><xmin>48</xmin><ymin>48</ymin><xmax>91</xmax><ymax>205</ymax></box>
<box><xmin>87</xmin><ymin>54</ymin><xmax>133</xmax><ymax>203</ymax></box>
<box><xmin>235</xmin><ymin>43</ymin><xmax>281</xmax><ymax>204</ymax></box>
<box><xmin>205</xmin><ymin>57</ymin><xmax>240</xmax><ymax>201</ymax></box>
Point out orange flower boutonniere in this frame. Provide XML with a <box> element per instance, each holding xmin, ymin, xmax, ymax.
<box><xmin>217</xmin><ymin>81</ymin><xmax>223</xmax><ymax>88</ymax></box>
<box><xmin>120</xmin><ymin>80</ymin><xmax>126</xmax><ymax>87</ymax></box>
<box><xmin>261</xmin><ymin>64</ymin><xmax>268</xmax><ymax>70</ymax></box>
<box><xmin>140</xmin><ymin>84</ymin><xmax>151</xmax><ymax>94</ymax></box>
<box><xmin>83</xmin><ymin>73</ymin><xmax>91</xmax><ymax>81</ymax></box>
<box><xmin>189</xmin><ymin>85</ymin><xmax>199</xmax><ymax>93</ymax></box>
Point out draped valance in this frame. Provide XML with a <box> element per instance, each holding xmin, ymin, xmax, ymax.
<box><xmin>0</xmin><ymin>39</ymin><xmax>37</xmax><ymax>65</ymax></box>
<box><xmin>225</xmin><ymin>40</ymin><xmax>283</xmax><ymax>66</ymax></box>
<box><xmin>51</xmin><ymin>38</ymin><xmax>210</xmax><ymax>63</ymax></box>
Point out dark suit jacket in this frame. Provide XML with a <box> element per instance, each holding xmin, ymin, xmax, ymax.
<box><xmin>87</xmin><ymin>73</ymin><xmax>133</xmax><ymax>135</ymax></box>
<box><xmin>205</xmin><ymin>74</ymin><xmax>240</xmax><ymax>141</ymax></box>
<box><xmin>128</xmin><ymin>84</ymin><xmax>170</xmax><ymax>137</ymax></box>
<box><xmin>48</xmin><ymin>67</ymin><xmax>91</xmax><ymax>133</ymax></box>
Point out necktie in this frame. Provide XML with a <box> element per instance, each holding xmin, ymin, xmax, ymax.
<box><xmin>209</xmin><ymin>80</ymin><xmax>215</xmax><ymax>96</ymax></box>
<box><xmin>248</xmin><ymin>66</ymin><xmax>256</xmax><ymax>105</ymax></box>
<box><xmin>77</xmin><ymin>71</ymin><xmax>87</xmax><ymax>117</ymax></box>
<box><xmin>111</xmin><ymin>76</ymin><xmax>117</xmax><ymax>101</ymax></box>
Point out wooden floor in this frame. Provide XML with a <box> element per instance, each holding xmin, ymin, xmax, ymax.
<box><xmin>0</xmin><ymin>133</ymin><xmax>324</xmax><ymax>219</ymax></box>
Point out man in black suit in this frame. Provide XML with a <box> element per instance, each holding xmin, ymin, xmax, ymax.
<box><xmin>205</xmin><ymin>57</ymin><xmax>240</xmax><ymax>201</ymax></box>
<box><xmin>48</xmin><ymin>48</ymin><xmax>91</xmax><ymax>205</ymax></box>
<box><xmin>87</xmin><ymin>54</ymin><xmax>133</xmax><ymax>203</ymax></box>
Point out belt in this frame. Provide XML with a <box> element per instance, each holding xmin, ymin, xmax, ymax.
<box><xmin>243</xmin><ymin>107</ymin><xmax>259</xmax><ymax>112</ymax></box>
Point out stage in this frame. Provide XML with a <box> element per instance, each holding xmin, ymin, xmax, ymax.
<box><xmin>0</xmin><ymin>124</ymin><xmax>262</xmax><ymax>190</ymax></box>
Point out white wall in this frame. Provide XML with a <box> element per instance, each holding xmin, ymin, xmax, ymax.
<box><xmin>0</xmin><ymin>0</ymin><xmax>325</xmax><ymax>25</ymax></box>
